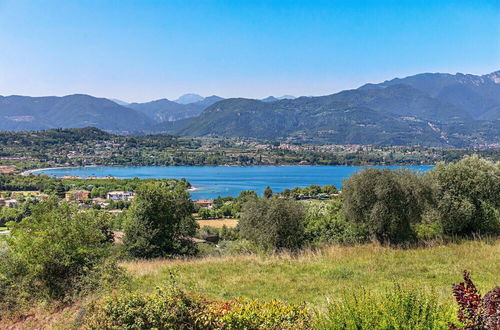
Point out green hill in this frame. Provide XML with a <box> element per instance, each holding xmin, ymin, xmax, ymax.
<box><xmin>176</xmin><ymin>98</ymin><xmax>448</xmax><ymax>146</ymax></box>
<box><xmin>0</xmin><ymin>94</ymin><xmax>153</xmax><ymax>131</ymax></box>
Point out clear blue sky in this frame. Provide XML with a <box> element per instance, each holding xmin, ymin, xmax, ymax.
<box><xmin>0</xmin><ymin>0</ymin><xmax>498</xmax><ymax>102</ymax></box>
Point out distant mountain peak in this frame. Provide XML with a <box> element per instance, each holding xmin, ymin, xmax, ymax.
<box><xmin>484</xmin><ymin>70</ymin><xmax>500</xmax><ymax>84</ymax></box>
<box><xmin>278</xmin><ymin>95</ymin><xmax>296</xmax><ymax>100</ymax></box>
<box><xmin>262</xmin><ymin>95</ymin><xmax>296</xmax><ymax>102</ymax></box>
<box><xmin>175</xmin><ymin>93</ymin><xmax>204</xmax><ymax>104</ymax></box>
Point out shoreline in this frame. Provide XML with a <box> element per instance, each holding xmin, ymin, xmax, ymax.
<box><xmin>20</xmin><ymin>166</ymin><xmax>203</xmax><ymax>192</ymax></box>
<box><xmin>21</xmin><ymin>166</ymin><xmax>82</xmax><ymax>176</ymax></box>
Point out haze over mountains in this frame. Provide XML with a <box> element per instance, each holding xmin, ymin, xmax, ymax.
<box><xmin>1</xmin><ymin>71</ymin><xmax>499</xmax><ymax>147</ymax></box>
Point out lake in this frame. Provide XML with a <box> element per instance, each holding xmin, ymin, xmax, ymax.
<box><xmin>37</xmin><ymin>165</ymin><xmax>433</xmax><ymax>199</ymax></box>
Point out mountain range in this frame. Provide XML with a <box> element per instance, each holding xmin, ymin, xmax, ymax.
<box><xmin>0</xmin><ymin>94</ymin><xmax>152</xmax><ymax>132</ymax></box>
<box><xmin>128</xmin><ymin>95</ymin><xmax>224</xmax><ymax>122</ymax></box>
<box><xmin>0</xmin><ymin>71</ymin><xmax>499</xmax><ymax>147</ymax></box>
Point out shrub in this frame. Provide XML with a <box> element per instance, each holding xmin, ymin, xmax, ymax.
<box><xmin>123</xmin><ymin>182</ymin><xmax>198</xmax><ymax>258</ymax></box>
<box><xmin>0</xmin><ymin>206</ymin><xmax>22</xmax><ymax>226</ymax></box>
<box><xmin>342</xmin><ymin>168</ymin><xmax>433</xmax><ymax>244</ymax></box>
<box><xmin>303</xmin><ymin>199</ymin><xmax>369</xmax><ymax>244</ymax></box>
<box><xmin>449</xmin><ymin>270</ymin><xmax>500</xmax><ymax>329</ymax></box>
<box><xmin>316</xmin><ymin>286</ymin><xmax>454</xmax><ymax>329</ymax></box>
<box><xmin>197</xmin><ymin>225</ymin><xmax>239</xmax><ymax>242</ymax></box>
<box><xmin>239</xmin><ymin>197</ymin><xmax>305</xmax><ymax>252</ymax></box>
<box><xmin>83</xmin><ymin>286</ymin><xmax>204</xmax><ymax>329</ymax></box>
<box><xmin>83</xmin><ymin>287</ymin><xmax>311</xmax><ymax>330</ymax></box>
<box><xmin>0</xmin><ymin>199</ymin><xmax>118</xmax><ymax>305</ymax></box>
<box><xmin>206</xmin><ymin>298</ymin><xmax>311</xmax><ymax>330</ymax></box>
<box><xmin>427</xmin><ymin>156</ymin><xmax>500</xmax><ymax>236</ymax></box>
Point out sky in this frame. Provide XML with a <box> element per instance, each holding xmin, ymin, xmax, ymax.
<box><xmin>0</xmin><ymin>0</ymin><xmax>499</xmax><ymax>102</ymax></box>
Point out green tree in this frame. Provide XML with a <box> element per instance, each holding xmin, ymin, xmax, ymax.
<box><xmin>123</xmin><ymin>182</ymin><xmax>198</xmax><ymax>258</ymax></box>
<box><xmin>427</xmin><ymin>156</ymin><xmax>500</xmax><ymax>236</ymax></box>
<box><xmin>54</xmin><ymin>182</ymin><xmax>66</xmax><ymax>198</ymax></box>
<box><xmin>303</xmin><ymin>199</ymin><xmax>368</xmax><ymax>244</ymax></box>
<box><xmin>198</xmin><ymin>207</ymin><xmax>211</xmax><ymax>220</ymax></box>
<box><xmin>239</xmin><ymin>197</ymin><xmax>305</xmax><ymax>251</ymax></box>
<box><xmin>0</xmin><ymin>207</ymin><xmax>22</xmax><ymax>226</ymax></box>
<box><xmin>0</xmin><ymin>199</ymin><xmax>115</xmax><ymax>301</ymax></box>
<box><xmin>263</xmin><ymin>186</ymin><xmax>273</xmax><ymax>199</ymax></box>
<box><xmin>342</xmin><ymin>168</ymin><xmax>432</xmax><ymax>244</ymax></box>
<box><xmin>321</xmin><ymin>184</ymin><xmax>338</xmax><ymax>195</ymax></box>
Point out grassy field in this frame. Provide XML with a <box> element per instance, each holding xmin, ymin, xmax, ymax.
<box><xmin>197</xmin><ymin>219</ymin><xmax>238</xmax><ymax>228</ymax></box>
<box><xmin>122</xmin><ymin>240</ymin><xmax>499</xmax><ymax>307</ymax></box>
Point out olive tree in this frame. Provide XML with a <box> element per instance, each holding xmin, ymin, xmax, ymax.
<box><xmin>123</xmin><ymin>182</ymin><xmax>198</xmax><ymax>258</ymax></box>
<box><xmin>239</xmin><ymin>197</ymin><xmax>305</xmax><ymax>251</ymax></box>
<box><xmin>342</xmin><ymin>168</ymin><xmax>432</xmax><ymax>244</ymax></box>
<box><xmin>427</xmin><ymin>156</ymin><xmax>500</xmax><ymax>236</ymax></box>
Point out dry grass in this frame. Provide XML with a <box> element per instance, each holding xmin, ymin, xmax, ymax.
<box><xmin>122</xmin><ymin>240</ymin><xmax>500</xmax><ymax>307</ymax></box>
<box><xmin>0</xmin><ymin>302</ymin><xmax>83</xmax><ymax>330</ymax></box>
<box><xmin>196</xmin><ymin>219</ymin><xmax>238</xmax><ymax>228</ymax></box>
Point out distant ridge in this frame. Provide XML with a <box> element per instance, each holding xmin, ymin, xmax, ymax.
<box><xmin>174</xmin><ymin>93</ymin><xmax>204</xmax><ymax>104</ymax></box>
<box><xmin>360</xmin><ymin>71</ymin><xmax>500</xmax><ymax>119</ymax></box>
<box><xmin>128</xmin><ymin>95</ymin><xmax>224</xmax><ymax>122</ymax></box>
<box><xmin>0</xmin><ymin>94</ymin><xmax>152</xmax><ymax>131</ymax></box>
<box><xmin>168</xmin><ymin>70</ymin><xmax>500</xmax><ymax>147</ymax></box>
<box><xmin>262</xmin><ymin>95</ymin><xmax>296</xmax><ymax>102</ymax></box>
<box><xmin>109</xmin><ymin>98</ymin><xmax>130</xmax><ymax>106</ymax></box>
<box><xmin>0</xmin><ymin>71</ymin><xmax>498</xmax><ymax>147</ymax></box>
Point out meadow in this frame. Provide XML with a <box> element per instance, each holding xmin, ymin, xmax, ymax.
<box><xmin>123</xmin><ymin>240</ymin><xmax>499</xmax><ymax>307</ymax></box>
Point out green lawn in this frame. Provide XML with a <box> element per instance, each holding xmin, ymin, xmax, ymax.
<box><xmin>123</xmin><ymin>240</ymin><xmax>499</xmax><ymax>307</ymax></box>
<box><xmin>0</xmin><ymin>227</ymin><xmax>7</xmax><ymax>231</ymax></box>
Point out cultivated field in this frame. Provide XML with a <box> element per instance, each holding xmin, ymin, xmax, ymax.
<box><xmin>196</xmin><ymin>219</ymin><xmax>239</xmax><ymax>228</ymax></box>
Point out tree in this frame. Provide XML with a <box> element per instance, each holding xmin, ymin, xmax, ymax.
<box><xmin>0</xmin><ymin>207</ymin><xmax>22</xmax><ymax>226</ymax></box>
<box><xmin>55</xmin><ymin>182</ymin><xmax>66</xmax><ymax>198</ymax></box>
<box><xmin>303</xmin><ymin>198</ymin><xmax>368</xmax><ymax>244</ymax></box>
<box><xmin>123</xmin><ymin>182</ymin><xmax>198</xmax><ymax>258</ymax></box>
<box><xmin>198</xmin><ymin>207</ymin><xmax>211</xmax><ymax>220</ymax></box>
<box><xmin>427</xmin><ymin>156</ymin><xmax>500</xmax><ymax>236</ymax></box>
<box><xmin>263</xmin><ymin>186</ymin><xmax>273</xmax><ymax>199</ymax></box>
<box><xmin>0</xmin><ymin>199</ymin><xmax>115</xmax><ymax>301</ymax></box>
<box><xmin>239</xmin><ymin>197</ymin><xmax>305</xmax><ymax>251</ymax></box>
<box><xmin>321</xmin><ymin>184</ymin><xmax>338</xmax><ymax>195</ymax></box>
<box><xmin>342</xmin><ymin>168</ymin><xmax>432</xmax><ymax>244</ymax></box>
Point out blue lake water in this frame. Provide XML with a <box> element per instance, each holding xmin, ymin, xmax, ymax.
<box><xmin>37</xmin><ymin>165</ymin><xmax>433</xmax><ymax>199</ymax></box>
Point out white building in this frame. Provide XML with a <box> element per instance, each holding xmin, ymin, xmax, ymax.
<box><xmin>106</xmin><ymin>191</ymin><xmax>135</xmax><ymax>201</ymax></box>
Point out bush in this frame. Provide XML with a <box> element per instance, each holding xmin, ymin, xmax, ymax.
<box><xmin>206</xmin><ymin>298</ymin><xmax>311</xmax><ymax>330</ymax></box>
<box><xmin>303</xmin><ymin>199</ymin><xmax>369</xmax><ymax>244</ymax></box>
<box><xmin>316</xmin><ymin>286</ymin><xmax>454</xmax><ymax>329</ymax></box>
<box><xmin>83</xmin><ymin>286</ymin><xmax>204</xmax><ymax>329</ymax></box>
<box><xmin>123</xmin><ymin>182</ymin><xmax>198</xmax><ymax>258</ymax></box>
<box><xmin>83</xmin><ymin>287</ymin><xmax>311</xmax><ymax>330</ymax></box>
<box><xmin>197</xmin><ymin>225</ymin><xmax>239</xmax><ymax>242</ymax></box>
<box><xmin>0</xmin><ymin>206</ymin><xmax>22</xmax><ymax>226</ymax></box>
<box><xmin>0</xmin><ymin>199</ymin><xmax>118</xmax><ymax>305</ymax></box>
<box><xmin>239</xmin><ymin>197</ymin><xmax>305</xmax><ymax>252</ymax></box>
<box><xmin>449</xmin><ymin>270</ymin><xmax>500</xmax><ymax>329</ymax></box>
<box><xmin>427</xmin><ymin>156</ymin><xmax>500</xmax><ymax>236</ymax></box>
<box><xmin>342</xmin><ymin>168</ymin><xmax>432</xmax><ymax>244</ymax></box>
